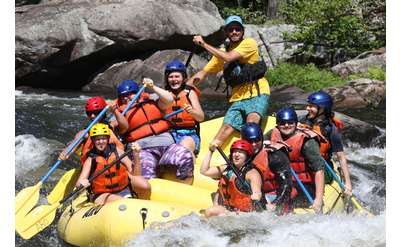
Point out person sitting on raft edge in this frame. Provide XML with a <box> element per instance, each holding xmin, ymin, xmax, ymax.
<box><xmin>200</xmin><ymin>139</ymin><xmax>265</xmax><ymax>217</ymax></box>
<box><xmin>164</xmin><ymin>59</ymin><xmax>204</xmax><ymax>157</ymax></box>
<box><xmin>76</xmin><ymin>123</ymin><xmax>150</xmax><ymax>205</ymax></box>
<box><xmin>264</xmin><ymin>107</ymin><xmax>325</xmax><ymax>213</ymax></box>
<box><xmin>116</xmin><ymin>78</ymin><xmax>195</xmax><ymax>185</ymax></box>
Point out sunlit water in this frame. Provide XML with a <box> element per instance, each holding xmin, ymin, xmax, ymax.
<box><xmin>15</xmin><ymin>89</ymin><xmax>386</xmax><ymax>246</ymax></box>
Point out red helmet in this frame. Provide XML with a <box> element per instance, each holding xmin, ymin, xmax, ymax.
<box><xmin>85</xmin><ymin>96</ymin><xmax>107</xmax><ymax>113</ymax></box>
<box><xmin>230</xmin><ymin>139</ymin><xmax>253</xmax><ymax>157</ymax></box>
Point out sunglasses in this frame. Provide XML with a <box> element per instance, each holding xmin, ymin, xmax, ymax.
<box><xmin>226</xmin><ymin>26</ymin><xmax>243</xmax><ymax>33</ymax></box>
<box><xmin>86</xmin><ymin>110</ymin><xmax>102</xmax><ymax>117</ymax></box>
<box><xmin>246</xmin><ymin>137</ymin><xmax>262</xmax><ymax>143</ymax></box>
<box><xmin>278</xmin><ymin>121</ymin><xmax>296</xmax><ymax>126</ymax></box>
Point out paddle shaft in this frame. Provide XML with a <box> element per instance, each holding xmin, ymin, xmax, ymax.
<box><xmin>41</xmin><ymin>105</ymin><xmax>111</xmax><ymax>183</ymax></box>
<box><xmin>322</xmin><ymin>159</ymin><xmax>370</xmax><ymax>212</ymax></box>
<box><xmin>121</xmin><ymin>85</ymin><xmax>146</xmax><ymax>116</ymax></box>
<box><xmin>216</xmin><ymin>146</ymin><xmax>252</xmax><ymax>195</ymax></box>
<box><xmin>60</xmin><ymin>149</ymin><xmax>133</xmax><ymax>204</ymax></box>
<box><xmin>257</xmin><ymin>31</ymin><xmax>275</xmax><ymax>68</ymax></box>
<box><xmin>289</xmin><ymin>167</ymin><xmax>314</xmax><ymax>204</ymax></box>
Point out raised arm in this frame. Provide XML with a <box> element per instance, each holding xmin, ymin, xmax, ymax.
<box><xmin>142</xmin><ymin>78</ymin><xmax>173</xmax><ymax>110</ymax></box>
<box><xmin>183</xmin><ymin>90</ymin><xmax>204</xmax><ymax>122</ymax></box>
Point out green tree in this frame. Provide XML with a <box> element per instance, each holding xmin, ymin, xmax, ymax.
<box><xmin>280</xmin><ymin>0</ymin><xmax>376</xmax><ymax>66</ymax></box>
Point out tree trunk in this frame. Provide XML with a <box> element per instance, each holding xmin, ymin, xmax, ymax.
<box><xmin>265</xmin><ymin>0</ymin><xmax>279</xmax><ymax>19</ymax></box>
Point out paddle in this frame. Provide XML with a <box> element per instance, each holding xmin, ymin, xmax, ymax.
<box><xmin>289</xmin><ymin>167</ymin><xmax>314</xmax><ymax>205</ymax></box>
<box><xmin>16</xmin><ymin>148</ymin><xmax>134</xmax><ymax>240</ymax></box>
<box><xmin>216</xmin><ymin>146</ymin><xmax>252</xmax><ymax>194</ymax></box>
<box><xmin>323</xmin><ymin>159</ymin><xmax>374</xmax><ymax>216</ymax></box>
<box><xmin>121</xmin><ymin>85</ymin><xmax>146</xmax><ymax>116</ymax></box>
<box><xmin>15</xmin><ymin>105</ymin><xmax>110</xmax><ymax>222</ymax></box>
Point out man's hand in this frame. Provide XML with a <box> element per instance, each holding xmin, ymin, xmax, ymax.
<box><xmin>79</xmin><ymin>178</ymin><xmax>90</xmax><ymax>188</ymax></box>
<box><xmin>311</xmin><ymin>198</ymin><xmax>323</xmax><ymax>214</ymax></box>
<box><xmin>193</xmin><ymin>35</ymin><xmax>205</xmax><ymax>47</ymax></box>
<box><xmin>208</xmin><ymin>140</ymin><xmax>220</xmax><ymax>152</ymax></box>
<box><xmin>252</xmin><ymin>200</ymin><xmax>265</xmax><ymax>212</ymax></box>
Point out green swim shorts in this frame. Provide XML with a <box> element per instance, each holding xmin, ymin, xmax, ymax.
<box><xmin>223</xmin><ymin>94</ymin><xmax>269</xmax><ymax>131</ymax></box>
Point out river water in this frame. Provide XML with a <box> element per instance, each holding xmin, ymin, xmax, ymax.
<box><xmin>15</xmin><ymin>89</ymin><xmax>386</xmax><ymax>247</ymax></box>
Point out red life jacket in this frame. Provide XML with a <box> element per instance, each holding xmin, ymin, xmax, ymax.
<box><xmin>165</xmin><ymin>86</ymin><xmax>200</xmax><ymax>129</ymax></box>
<box><xmin>218</xmin><ymin>170</ymin><xmax>254</xmax><ymax>212</ymax></box>
<box><xmin>270</xmin><ymin>127</ymin><xmax>321</xmax><ymax>184</ymax></box>
<box><xmin>89</xmin><ymin>144</ymin><xmax>129</xmax><ymax>195</ymax></box>
<box><xmin>124</xmin><ymin>93</ymin><xmax>170</xmax><ymax>142</ymax></box>
<box><xmin>80</xmin><ymin>130</ymin><xmax>124</xmax><ymax>164</ymax></box>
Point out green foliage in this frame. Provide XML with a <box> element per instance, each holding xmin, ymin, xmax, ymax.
<box><xmin>266</xmin><ymin>62</ymin><xmax>346</xmax><ymax>91</ymax></box>
<box><xmin>348</xmin><ymin>66</ymin><xmax>386</xmax><ymax>81</ymax></box>
<box><xmin>280</xmin><ymin>0</ymin><xmax>378</xmax><ymax>65</ymax></box>
<box><xmin>221</xmin><ymin>7</ymin><xmax>267</xmax><ymax>25</ymax></box>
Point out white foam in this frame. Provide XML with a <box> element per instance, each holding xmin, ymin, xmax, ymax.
<box><xmin>127</xmin><ymin>212</ymin><xmax>385</xmax><ymax>247</ymax></box>
<box><xmin>15</xmin><ymin>134</ymin><xmax>61</xmax><ymax>177</ymax></box>
<box><xmin>345</xmin><ymin>142</ymin><xmax>386</xmax><ymax>166</ymax></box>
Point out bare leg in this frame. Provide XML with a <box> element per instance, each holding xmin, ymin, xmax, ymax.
<box><xmin>204</xmin><ymin>205</ymin><xmax>230</xmax><ymax>217</ymax></box>
<box><xmin>210</xmin><ymin>124</ymin><xmax>236</xmax><ymax>148</ymax></box>
<box><xmin>130</xmin><ymin>174</ymin><xmax>151</xmax><ymax>200</ymax></box>
<box><xmin>180</xmin><ymin>136</ymin><xmax>196</xmax><ymax>153</ymax></box>
<box><xmin>94</xmin><ymin>193</ymin><xmax>124</xmax><ymax>205</ymax></box>
<box><xmin>246</xmin><ymin>112</ymin><xmax>261</xmax><ymax>124</ymax></box>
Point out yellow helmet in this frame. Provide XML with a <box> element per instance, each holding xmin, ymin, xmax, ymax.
<box><xmin>89</xmin><ymin>123</ymin><xmax>110</xmax><ymax>138</ymax></box>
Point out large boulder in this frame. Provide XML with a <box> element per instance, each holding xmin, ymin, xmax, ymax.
<box><xmin>16</xmin><ymin>0</ymin><xmax>224</xmax><ymax>89</ymax></box>
<box><xmin>296</xmin><ymin>110</ymin><xmax>382</xmax><ymax>146</ymax></box>
<box><xmin>331</xmin><ymin>48</ymin><xmax>386</xmax><ymax>78</ymax></box>
<box><xmin>324</xmin><ymin>78</ymin><xmax>385</xmax><ymax>109</ymax></box>
<box><xmin>244</xmin><ymin>24</ymin><xmax>298</xmax><ymax>68</ymax></box>
<box><xmin>83</xmin><ymin>49</ymin><xmax>221</xmax><ymax>94</ymax></box>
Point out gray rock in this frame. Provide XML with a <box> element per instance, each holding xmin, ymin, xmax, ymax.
<box><xmin>331</xmin><ymin>49</ymin><xmax>386</xmax><ymax>78</ymax></box>
<box><xmin>83</xmin><ymin>49</ymin><xmax>221</xmax><ymax>94</ymax></box>
<box><xmin>244</xmin><ymin>24</ymin><xmax>298</xmax><ymax>68</ymax></box>
<box><xmin>296</xmin><ymin>110</ymin><xmax>382</xmax><ymax>146</ymax></box>
<box><xmin>16</xmin><ymin>0</ymin><xmax>225</xmax><ymax>89</ymax></box>
<box><xmin>324</xmin><ymin>78</ymin><xmax>385</xmax><ymax>109</ymax></box>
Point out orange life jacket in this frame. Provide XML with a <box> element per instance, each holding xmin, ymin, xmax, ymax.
<box><xmin>80</xmin><ymin>130</ymin><xmax>124</xmax><ymax>164</ymax></box>
<box><xmin>299</xmin><ymin>117</ymin><xmax>343</xmax><ymax>159</ymax></box>
<box><xmin>252</xmin><ymin>147</ymin><xmax>281</xmax><ymax>193</ymax></box>
<box><xmin>270</xmin><ymin>128</ymin><xmax>321</xmax><ymax>184</ymax></box>
<box><xmin>124</xmin><ymin>93</ymin><xmax>170</xmax><ymax>142</ymax></box>
<box><xmin>165</xmin><ymin>86</ymin><xmax>200</xmax><ymax>129</ymax></box>
<box><xmin>218</xmin><ymin>170</ymin><xmax>254</xmax><ymax>212</ymax></box>
<box><xmin>89</xmin><ymin>144</ymin><xmax>129</xmax><ymax>195</ymax></box>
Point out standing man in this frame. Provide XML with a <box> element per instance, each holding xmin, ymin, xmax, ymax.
<box><xmin>187</xmin><ymin>15</ymin><xmax>270</xmax><ymax>151</ymax></box>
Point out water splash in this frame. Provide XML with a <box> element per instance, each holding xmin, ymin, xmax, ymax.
<box><xmin>129</xmin><ymin>212</ymin><xmax>385</xmax><ymax>247</ymax></box>
<box><xmin>15</xmin><ymin>134</ymin><xmax>63</xmax><ymax>177</ymax></box>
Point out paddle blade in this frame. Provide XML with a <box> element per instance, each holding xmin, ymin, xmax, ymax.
<box><xmin>15</xmin><ymin>182</ymin><xmax>42</xmax><ymax>220</ymax></box>
<box><xmin>351</xmin><ymin>197</ymin><xmax>374</xmax><ymax>217</ymax></box>
<box><xmin>16</xmin><ymin>203</ymin><xmax>59</xmax><ymax>240</ymax></box>
<box><xmin>47</xmin><ymin>169</ymin><xmax>80</xmax><ymax>204</ymax></box>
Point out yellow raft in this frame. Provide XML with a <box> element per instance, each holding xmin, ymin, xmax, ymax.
<box><xmin>55</xmin><ymin>116</ymin><xmax>346</xmax><ymax>246</ymax></box>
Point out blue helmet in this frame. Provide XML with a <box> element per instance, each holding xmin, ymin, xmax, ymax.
<box><xmin>276</xmin><ymin>107</ymin><xmax>298</xmax><ymax>124</ymax></box>
<box><xmin>307</xmin><ymin>91</ymin><xmax>333</xmax><ymax>111</ymax></box>
<box><xmin>165</xmin><ymin>59</ymin><xmax>187</xmax><ymax>76</ymax></box>
<box><xmin>117</xmin><ymin>79</ymin><xmax>139</xmax><ymax>96</ymax></box>
<box><xmin>224</xmin><ymin>15</ymin><xmax>244</xmax><ymax>28</ymax></box>
<box><xmin>241</xmin><ymin>123</ymin><xmax>263</xmax><ymax>142</ymax></box>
